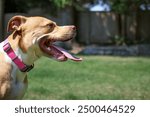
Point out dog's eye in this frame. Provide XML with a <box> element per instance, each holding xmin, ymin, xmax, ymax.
<box><xmin>47</xmin><ymin>23</ymin><xmax>55</xmax><ymax>29</ymax></box>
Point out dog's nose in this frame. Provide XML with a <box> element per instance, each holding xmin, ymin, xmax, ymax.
<box><xmin>71</xmin><ymin>26</ymin><xmax>76</xmax><ymax>31</ymax></box>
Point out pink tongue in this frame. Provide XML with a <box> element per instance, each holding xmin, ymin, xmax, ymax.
<box><xmin>52</xmin><ymin>45</ymin><xmax>82</xmax><ymax>62</ymax></box>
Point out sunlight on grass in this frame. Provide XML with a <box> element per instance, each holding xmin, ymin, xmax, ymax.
<box><xmin>24</xmin><ymin>56</ymin><xmax>150</xmax><ymax>100</ymax></box>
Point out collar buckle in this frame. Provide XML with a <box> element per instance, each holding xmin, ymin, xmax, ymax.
<box><xmin>21</xmin><ymin>64</ymin><xmax>34</xmax><ymax>72</ymax></box>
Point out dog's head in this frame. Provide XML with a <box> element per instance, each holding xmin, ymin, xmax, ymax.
<box><xmin>7</xmin><ymin>15</ymin><xmax>82</xmax><ymax>62</ymax></box>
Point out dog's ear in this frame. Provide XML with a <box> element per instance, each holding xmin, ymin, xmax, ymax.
<box><xmin>7</xmin><ymin>15</ymin><xmax>27</xmax><ymax>33</ymax></box>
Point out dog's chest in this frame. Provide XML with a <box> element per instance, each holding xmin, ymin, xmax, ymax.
<box><xmin>9</xmin><ymin>68</ymin><xmax>28</xmax><ymax>99</ymax></box>
<box><xmin>10</xmin><ymin>77</ymin><xmax>28</xmax><ymax>99</ymax></box>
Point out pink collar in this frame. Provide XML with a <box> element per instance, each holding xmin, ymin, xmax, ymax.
<box><xmin>3</xmin><ymin>39</ymin><xmax>34</xmax><ymax>72</ymax></box>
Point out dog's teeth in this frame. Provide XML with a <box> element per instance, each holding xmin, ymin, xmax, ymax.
<box><xmin>48</xmin><ymin>47</ymin><xmax>51</xmax><ymax>51</ymax></box>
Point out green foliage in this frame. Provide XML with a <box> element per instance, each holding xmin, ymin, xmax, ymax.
<box><xmin>109</xmin><ymin>0</ymin><xmax>128</xmax><ymax>14</ymax></box>
<box><xmin>5</xmin><ymin>0</ymin><xmax>72</xmax><ymax>13</ymax></box>
<box><xmin>5</xmin><ymin>0</ymin><xmax>80</xmax><ymax>13</ymax></box>
<box><xmin>5</xmin><ymin>0</ymin><xmax>95</xmax><ymax>13</ymax></box>
<box><xmin>52</xmin><ymin>0</ymin><xmax>72</xmax><ymax>8</ymax></box>
<box><xmin>109</xmin><ymin>0</ymin><xmax>149</xmax><ymax>14</ymax></box>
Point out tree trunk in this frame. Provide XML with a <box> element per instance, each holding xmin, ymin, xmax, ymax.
<box><xmin>0</xmin><ymin>0</ymin><xmax>4</xmax><ymax>42</ymax></box>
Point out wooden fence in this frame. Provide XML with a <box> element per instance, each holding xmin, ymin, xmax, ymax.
<box><xmin>1</xmin><ymin>10</ymin><xmax>150</xmax><ymax>45</ymax></box>
<box><xmin>77</xmin><ymin>11</ymin><xmax>150</xmax><ymax>45</ymax></box>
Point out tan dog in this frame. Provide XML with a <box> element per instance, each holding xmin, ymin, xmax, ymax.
<box><xmin>0</xmin><ymin>15</ymin><xmax>82</xmax><ymax>99</ymax></box>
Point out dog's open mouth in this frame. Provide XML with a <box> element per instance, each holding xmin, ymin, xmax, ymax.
<box><xmin>39</xmin><ymin>39</ymin><xmax>82</xmax><ymax>62</ymax></box>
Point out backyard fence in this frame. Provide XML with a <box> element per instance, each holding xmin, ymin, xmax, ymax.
<box><xmin>1</xmin><ymin>9</ymin><xmax>150</xmax><ymax>45</ymax></box>
<box><xmin>77</xmin><ymin>11</ymin><xmax>150</xmax><ymax>45</ymax></box>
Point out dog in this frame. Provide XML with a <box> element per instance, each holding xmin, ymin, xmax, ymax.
<box><xmin>0</xmin><ymin>15</ymin><xmax>82</xmax><ymax>99</ymax></box>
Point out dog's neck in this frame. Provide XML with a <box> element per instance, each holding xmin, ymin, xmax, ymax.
<box><xmin>7</xmin><ymin>33</ymin><xmax>40</xmax><ymax>66</ymax></box>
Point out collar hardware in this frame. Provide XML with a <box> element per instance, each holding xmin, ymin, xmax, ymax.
<box><xmin>21</xmin><ymin>64</ymin><xmax>34</xmax><ymax>72</ymax></box>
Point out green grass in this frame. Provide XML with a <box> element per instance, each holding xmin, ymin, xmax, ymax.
<box><xmin>24</xmin><ymin>56</ymin><xmax>150</xmax><ymax>100</ymax></box>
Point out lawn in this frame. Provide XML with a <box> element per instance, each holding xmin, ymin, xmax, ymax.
<box><xmin>24</xmin><ymin>56</ymin><xmax>150</xmax><ymax>100</ymax></box>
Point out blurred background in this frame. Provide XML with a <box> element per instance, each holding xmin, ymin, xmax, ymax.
<box><xmin>0</xmin><ymin>0</ymin><xmax>150</xmax><ymax>99</ymax></box>
<box><xmin>0</xmin><ymin>0</ymin><xmax>150</xmax><ymax>56</ymax></box>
